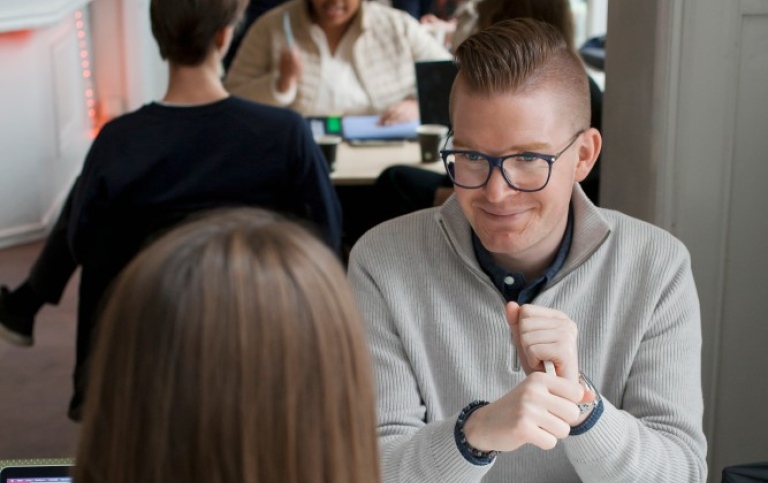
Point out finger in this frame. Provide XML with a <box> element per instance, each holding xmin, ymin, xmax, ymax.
<box><xmin>517</xmin><ymin>314</ymin><xmax>579</xmax><ymax>381</ymax></box>
<box><xmin>579</xmin><ymin>387</ymin><xmax>596</xmax><ymax>405</ymax></box>
<box><xmin>517</xmin><ymin>319</ymin><xmax>561</xmax><ymax>373</ymax></box>
<box><xmin>377</xmin><ymin>111</ymin><xmax>392</xmax><ymax>126</ymax></box>
<box><xmin>506</xmin><ymin>301</ymin><xmax>523</xmax><ymax>354</ymax></box>
<box><xmin>537</xmin><ymin>413</ymin><xmax>573</xmax><ymax>442</ymax></box>
<box><xmin>518</xmin><ymin>315</ymin><xmax>574</xmax><ymax>333</ymax></box>
<box><xmin>279</xmin><ymin>51</ymin><xmax>291</xmax><ymax>70</ymax></box>
<box><xmin>519</xmin><ymin>303</ymin><xmax>572</xmax><ymax>320</ymax></box>
<box><xmin>279</xmin><ymin>51</ymin><xmax>296</xmax><ymax>78</ymax></box>
<box><xmin>546</xmin><ymin>393</ymin><xmax>581</xmax><ymax>425</ymax></box>
<box><xmin>290</xmin><ymin>48</ymin><xmax>302</xmax><ymax>65</ymax></box>
<box><xmin>518</xmin><ymin>330</ymin><xmax>548</xmax><ymax>374</ymax></box>
<box><xmin>289</xmin><ymin>50</ymin><xmax>302</xmax><ymax>75</ymax></box>
<box><xmin>521</xmin><ymin>375</ymin><xmax>579</xmax><ymax>438</ymax></box>
<box><xmin>527</xmin><ymin>425</ymin><xmax>559</xmax><ymax>450</ymax></box>
<box><xmin>535</xmin><ymin>381</ymin><xmax>584</xmax><ymax>429</ymax></box>
<box><xmin>381</xmin><ymin>111</ymin><xmax>401</xmax><ymax>125</ymax></box>
<box><xmin>544</xmin><ymin>374</ymin><xmax>587</xmax><ymax>404</ymax></box>
<box><xmin>525</xmin><ymin>343</ymin><xmax>578</xmax><ymax>382</ymax></box>
<box><xmin>382</xmin><ymin>104</ymin><xmax>408</xmax><ymax>125</ymax></box>
<box><xmin>506</xmin><ymin>301</ymin><xmax>521</xmax><ymax>330</ymax></box>
<box><xmin>519</xmin><ymin>336</ymin><xmax>567</xmax><ymax>372</ymax></box>
<box><xmin>520</xmin><ymin>409</ymin><xmax>570</xmax><ymax>449</ymax></box>
<box><xmin>402</xmin><ymin>100</ymin><xmax>419</xmax><ymax>122</ymax></box>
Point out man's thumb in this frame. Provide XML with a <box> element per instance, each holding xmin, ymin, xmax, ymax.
<box><xmin>506</xmin><ymin>301</ymin><xmax>521</xmax><ymax>335</ymax></box>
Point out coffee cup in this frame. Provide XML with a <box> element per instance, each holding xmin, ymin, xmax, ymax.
<box><xmin>315</xmin><ymin>135</ymin><xmax>342</xmax><ymax>171</ymax></box>
<box><xmin>416</xmin><ymin>124</ymin><xmax>449</xmax><ymax>163</ymax></box>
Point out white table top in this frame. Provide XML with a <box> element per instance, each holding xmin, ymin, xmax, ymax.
<box><xmin>330</xmin><ymin>141</ymin><xmax>446</xmax><ymax>185</ymax></box>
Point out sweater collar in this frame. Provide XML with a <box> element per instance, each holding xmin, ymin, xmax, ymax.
<box><xmin>436</xmin><ymin>183</ymin><xmax>611</xmax><ymax>285</ymax></box>
<box><xmin>471</xmin><ymin>208</ymin><xmax>573</xmax><ymax>304</ymax></box>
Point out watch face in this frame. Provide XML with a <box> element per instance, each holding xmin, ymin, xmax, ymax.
<box><xmin>578</xmin><ymin>401</ymin><xmax>597</xmax><ymax>414</ymax></box>
<box><xmin>578</xmin><ymin>372</ymin><xmax>601</xmax><ymax>413</ymax></box>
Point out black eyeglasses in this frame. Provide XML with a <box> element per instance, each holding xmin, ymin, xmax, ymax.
<box><xmin>439</xmin><ymin>130</ymin><xmax>584</xmax><ymax>192</ymax></box>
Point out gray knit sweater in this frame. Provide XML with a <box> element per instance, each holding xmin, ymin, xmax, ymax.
<box><xmin>348</xmin><ymin>185</ymin><xmax>707</xmax><ymax>483</ymax></box>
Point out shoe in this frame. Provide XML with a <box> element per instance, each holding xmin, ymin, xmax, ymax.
<box><xmin>67</xmin><ymin>403</ymin><xmax>82</xmax><ymax>423</ymax></box>
<box><xmin>0</xmin><ymin>286</ymin><xmax>34</xmax><ymax>346</ymax></box>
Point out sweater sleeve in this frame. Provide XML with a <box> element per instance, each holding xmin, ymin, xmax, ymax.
<box><xmin>562</xmin><ymin>250</ymin><xmax>708</xmax><ymax>483</ymax></box>
<box><xmin>400</xmin><ymin>11</ymin><xmax>453</xmax><ymax>62</ymax></box>
<box><xmin>224</xmin><ymin>11</ymin><xmax>285</xmax><ymax>107</ymax></box>
<box><xmin>348</xmin><ymin>242</ymin><xmax>492</xmax><ymax>483</ymax></box>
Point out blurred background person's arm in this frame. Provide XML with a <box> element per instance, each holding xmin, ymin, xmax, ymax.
<box><xmin>225</xmin><ymin>6</ymin><xmax>298</xmax><ymax>106</ymax></box>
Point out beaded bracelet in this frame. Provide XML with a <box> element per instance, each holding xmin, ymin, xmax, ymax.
<box><xmin>454</xmin><ymin>400</ymin><xmax>498</xmax><ymax>463</ymax></box>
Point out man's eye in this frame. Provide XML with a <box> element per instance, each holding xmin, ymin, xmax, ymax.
<box><xmin>462</xmin><ymin>152</ymin><xmax>484</xmax><ymax>161</ymax></box>
<box><xmin>519</xmin><ymin>153</ymin><xmax>538</xmax><ymax>163</ymax></box>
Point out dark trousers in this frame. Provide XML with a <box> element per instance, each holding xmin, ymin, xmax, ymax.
<box><xmin>28</xmin><ymin>181</ymin><xmax>79</xmax><ymax>305</ymax></box>
<box><xmin>18</xmin><ymin>180</ymin><xmax>82</xmax><ymax>419</ymax></box>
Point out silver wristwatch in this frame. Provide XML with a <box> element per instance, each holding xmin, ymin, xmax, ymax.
<box><xmin>578</xmin><ymin>372</ymin><xmax>601</xmax><ymax>414</ymax></box>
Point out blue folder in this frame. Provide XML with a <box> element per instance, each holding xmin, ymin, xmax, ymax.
<box><xmin>341</xmin><ymin>115</ymin><xmax>418</xmax><ymax>141</ymax></box>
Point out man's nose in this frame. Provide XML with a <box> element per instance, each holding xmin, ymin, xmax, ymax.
<box><xmin>484</xmin><ymin>165</ymin><xmax>518</xmax><ymax>202</ymax></box>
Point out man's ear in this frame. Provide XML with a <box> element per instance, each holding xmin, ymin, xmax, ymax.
<box><xmin>574</xmin><ymin>127</ymin><xmax>602</xmax><ymax>183</ymax></box>
<box><xmin>215</xmin><ymin>25</ymin><xmax>235</xmax><ymax>56</ymax></box>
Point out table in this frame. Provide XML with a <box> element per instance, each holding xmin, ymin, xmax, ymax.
<box><xmin>330</xmin><ymin>141</ymin><xmax>446</xmax><ymax>185</ymax></box>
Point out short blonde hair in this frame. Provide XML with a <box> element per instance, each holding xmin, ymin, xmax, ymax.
<box><xmin>450</xmin><ymin>18</ymin><xmax>590</xmax><ymax>131</ymax></box>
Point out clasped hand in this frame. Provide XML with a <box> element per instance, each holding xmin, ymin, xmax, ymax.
<box><xmin>463</xmin><ymin>302</ymin><xmax>595</xmax><ymax>453</ymax></box>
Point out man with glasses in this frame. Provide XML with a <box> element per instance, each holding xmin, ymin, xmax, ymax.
<box><xmin>347</xmin><ymin>19</ymin><xmax>706</xmax><ymax>483</ymax></box>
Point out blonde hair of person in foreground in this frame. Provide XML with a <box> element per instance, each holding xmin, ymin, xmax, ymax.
<box><xmin>74</xmin><ymin>207</ymin><xmax>380</xmax><ymax>483</ymax></box>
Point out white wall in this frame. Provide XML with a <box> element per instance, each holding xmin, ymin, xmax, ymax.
<box><xmin>0</xmin><ymin>0</ymin><xmax>166</xmax><ymax>248</ymax></box>
<box><xmin>603</xmin><ymin>0</ymin><xmax>768</xmax><ymax>480</ymax></box>
<box><xmin>0</xmin><ymin>3</ymin><xmax>93</xmax><ymax>248</ymax></box>
<box><xmin>709</xmin><ymin>1</ymin><xmax>768</xmax><ymax>475</ymax></box>
<box><xmin>86</xmin><ymin>0</ymin><xmax>166</xmax><ymax>120</ymax></box>
<box><xmin>115</xmin><ymin>0</ymin><xmax>166</xmax><ymax>111</ymax></box>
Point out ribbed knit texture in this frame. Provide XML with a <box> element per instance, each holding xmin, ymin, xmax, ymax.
<box><xmin>348</xmin><ymin>185</ymin><xmax>707</xmax><ymax>483</ymax></box>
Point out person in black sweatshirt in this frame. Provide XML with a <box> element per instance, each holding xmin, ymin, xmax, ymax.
<box><xmin>0</xmin><ymin>0</ymin><xmax>342</xmax><ymax>422</ymax></box>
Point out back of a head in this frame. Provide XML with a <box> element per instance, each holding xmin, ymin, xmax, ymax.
<box><xmin>450</xmin><ymin>18</ymin><xmax>590</xmax><ymax>131</ymax></box>
<box><xmin>74</xmin><ymin>208</ymin><xmax>380</xmax><ymax>483</ymax></box>
<box><xmin>151</xmin><ymin>0</ymin><xmax>247</xmax><ymax>65</ymax></box>
<box><xmin>477</xmin><ymin>0</ymin><xmax>575</xmax><ymax>51</ymax></box>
